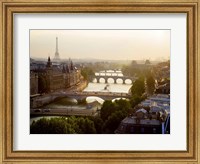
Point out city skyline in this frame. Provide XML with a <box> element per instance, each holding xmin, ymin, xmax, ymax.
<box><xmin>30</xmin><ymin>30</ymin><xmax>170</xmax><ymax>61</ymax></box>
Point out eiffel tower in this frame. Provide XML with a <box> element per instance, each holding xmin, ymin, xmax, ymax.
<box><xmin>53</xmin><ymin>37</ymin><xmax>60</xmax><ymax>62</ymax></box>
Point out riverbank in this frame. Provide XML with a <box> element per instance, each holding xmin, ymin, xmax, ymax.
<box><xmin>66</xmin><ymin>79</ymin><xmax>88</xmax><ymax>92</ymax></box>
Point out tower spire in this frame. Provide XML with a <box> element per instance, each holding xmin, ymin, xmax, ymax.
<box><xmin>46</xmin><ymin>56</ymin><xmax>52</xmax><ymax>67</ymax></box>
<box><xmin>54</xmin><ymin>37</ymin><xmax>60</xmax><ymax>62</ymax></box>
<box><xmin>56</xmin><ymin>37</ymin><xmax>58</xmax><ymax>53</ymax></box>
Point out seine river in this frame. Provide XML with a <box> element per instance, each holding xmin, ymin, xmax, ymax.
<box><xmin>30</xmin><ymin>70</ymin><xmax>132</xmax><ymax>125</ymax></box>
<box><xmin>83</xmin><ymin>70</ymin><xmax>132</xmax><ymax>93</ymax></box>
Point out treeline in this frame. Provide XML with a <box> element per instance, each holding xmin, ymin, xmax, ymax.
<box><xmin>31</xmin><ymin>116</ymin><xmax>97</xmax><ymax>134</ymax></box>
<box><xmin>31</xmin><ymin>98</ymin><xmax>142</xmax><ymax>134</ymax></box>
<box><xmin>122</xmin><ymin>60</ymin><xmax>151</xmax><ymax>77</ymax></box>
<box><xmin>130</xmin><ymin>75</ymin><xmax>155</xmax><ymax>97</ymax></box>
<box><xmin>123</xmin><ymin>60</ymin><xmax>156</xmax><ymax>96</ymax></box>
<box><xmin>31</xmin><ymin>91</ymin><xmax>147</xmax><ymax>134</ymax></box>
<box><xmin>81</xmin><ymin>67</ymin><xmax>95</xmax><ymax>81</ymax></box>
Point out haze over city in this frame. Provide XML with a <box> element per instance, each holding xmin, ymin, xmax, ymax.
<box><xmin>30</xmin><ymin>30</ymin><xmax>170</xmax><ymax>61</ymax></box>
<box><xmin>30</xmin><ymin>29</ymin><xmax>170</xmax><ymax>134</ymax></box>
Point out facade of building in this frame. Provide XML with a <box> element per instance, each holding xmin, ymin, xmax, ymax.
<box><xmin>155</xmin><ymin>80</ymin><xmax>170</xmax><ymax>94</ymax></box>
<box><xmin>46</xmin><ymin>56</ymin><xmax>64</xmax><ymax>91</ymax></box>
<box><xmin>115</xmin><ymin>116</ymin><xmax>163</xmax><ymax>134</ymax></box>
<box><xmin>32</xmin><ymin>57</ymin><xmax>81</xmax><ymax>94</ymax></box>
<box><xmin>30</xmin><ymin>72</ymin><xmax>38</xmax><ymax>95</ymax></box>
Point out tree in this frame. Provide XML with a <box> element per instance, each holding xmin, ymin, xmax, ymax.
<box><xmin>145</xmin><ymin>60</ymin><xmax>151</xmax><ymax>65</ymax></box>
<box><xmin>89</xmin><ymin>116</ymin><xmax>104</xmax><ymax>134</ymax></box>
<box><xmin>103</xmin><ymin>110</ymin><xmax>126</xmax><ymax>133</ymax></box>
<box><xmin>30</xmin><ymin>116</ymin><xmax>97</xmax><ymax>134</ymax></box>
<box><xmin>131</xmin><ymin>60</ymin><xmax>137</xmax><ymax>66</ymax></box>
<box><xmin>122</xmin><ymin>64</ymin><xmax>140</xmax><ymax>77</ymax></box>
<box><xmin>99</xmin><ymin>99</ymin><xmax>132</xmax><ymax>133</ymax></box>
<box><xmin>30</xmin><ymin>118</ymin><xmax>71</xmax><ymax>134</ymax></box>
<box><xmin>146</xmin><ymin>74</ymin><xmax>155</xmax><ymax>95</ymax></box>
<box><xmin>130</xmin><ymin>94</ymin><xmax>145</xmax><ymax>108</ymax></box>
<box><xmin>131</xmin><ymin>77</ymin><xmax>145</xmax><ymax>96</ymax></box>
<box><xmin>81</xmin><ymin>67</ymin><xmax>95</xmax><ymax>81</ymax></box>
<box><xmin>100</xmin><ymin>100</ymin><xmax>117</xmax><ymax>121</ymax></box>
<box><xmin>76</xmin><ymin>117</ymin><xmax>96</xmax><ymax>134</ymax></box>
<box><xmin>115</xmin><ymin>99</ymin><xmax>131</xmax><ymax>114</ymax></box>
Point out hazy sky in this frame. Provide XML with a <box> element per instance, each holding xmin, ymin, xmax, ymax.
<box><xmin>30</xmin><ymin>30</ymin><xmax>170</xmax><ymax>61</ymax></box>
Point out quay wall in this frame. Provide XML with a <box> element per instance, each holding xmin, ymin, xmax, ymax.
<box><xmin>31</xmin><ymin>80</ymin><xmax>88</xmax><ymax>108</ymax></box>
<box><xmin>30</xmin><ymin>94</ymin><xmax>63</xmax><ymax>108</ymax></box>
<box><xmin>76</xmin><ymin>80</ymin><xmax>88</xmax><ymax>91</ymax></box>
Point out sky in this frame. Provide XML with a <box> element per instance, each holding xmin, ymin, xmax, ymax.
<box><xmin>30</xmin><ymin>30</ymin><xmax>170</xmax><ymax>61</ymax></box>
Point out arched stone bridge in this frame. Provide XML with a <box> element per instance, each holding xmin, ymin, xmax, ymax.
<box><xmin>53</xmin><ymin>91</ymin><xmax>132</xmax><ymax>101</ymax></box>
<box><xmin>94</xmin><ymin>75</ymin><xmax>136</xmax><ymax>84</ymax></box>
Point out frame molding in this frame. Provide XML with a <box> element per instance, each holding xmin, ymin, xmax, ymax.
<box><xmin>0</xmin><ymin>0</ymin><xmax>199</xmax><ymax>163</ymax></box>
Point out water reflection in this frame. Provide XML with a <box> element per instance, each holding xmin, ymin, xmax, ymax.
<box><xmin>112</xmin><ymin>98</ymin><xmax>129</xmax><ymax>102</ymax></box>
<box><xmin>85</xmin><ymin>70</ymin><xmax>132</xmax><ymax>93</ymax></box>
<box><xmin>86</xmin><ymin>96</ymin><xmax>104</xmax><ymax>104</ymax></box>
<box><xmin>92</xmin><ymin>77</ymin><xmax>132</xmax><ymax>84</ymax></box>
<box><xmin>116</xmin><ymin>79</ymin><xmax>123</xmax><ymax>84</ymax></box>
<box><xmin>43</xmin><ymin>97</ymin><xmax>78</xmax><ymax>109</ymax></box>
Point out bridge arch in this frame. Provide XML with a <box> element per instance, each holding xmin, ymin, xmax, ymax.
<box><xmin>124</xmin><ymin>79</ymin><xmax>132</xmax><ymax>84</ymax></box>
<box><xmin>116</xmin><ymin>78</ymin><xmax>123</xmax><ymax>84</ymax></box>
<box><xmin>107</xmin><ymin>77</ymin><xmax>115</xmax><ymax>84</ymax></box>
<box><xmin>86</xmin><ymin>96</ymin><xmax>105</xmax><ymax>105</ymax></box>
<box><xmin>63</xmin><ymin>97</ymin><xmax>78</xmax><ymax>104</ymax></box>
<box><xmin>96</xmin><ymin>77</ymin><xmax>106</xmax><ymax>83</ymax></box>
<box><xmin>92</xmin><ymin>77</ymin><xmax>97</xmax><ymax>83</ymax></box>
<box><xmin>53</xmin><ymin>92</ymin><xmax>132</xmax><ymax>102</ymax></box>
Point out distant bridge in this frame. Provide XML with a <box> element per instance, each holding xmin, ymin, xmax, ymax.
<box><xmin>94</xmin><ymin>75</ymin><xmax>136</xmax><ymax>84</ymax></box>
<box><xmin>94</xmin><ymin>70</ymin><xmax>136</xmax><ymax>84</ymax></box>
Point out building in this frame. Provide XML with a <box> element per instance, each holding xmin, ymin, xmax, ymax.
<box><xmin>115</xmin><ymin>116</ymin><xmax>163</xmax><ymax>134</ymax></box>
<box><xmin>63</xmin><ymin>58</ymin><xmax>81</xmax><ymax>88</ymax></box>
<box><xmin>115</xmin><ymin>111</ymin><xmax>170</xmax><ymax>134</ymax></box>
<box><xmin>30</xmin><ymin>37</ymin><xmax>82</xmax><ymax>94</ymax></box>
<box><xmin>46</xmin><ymin>57</ymin><xmax>64</xmax><ymax>91</ymax></box>
<box><xmin>155</xmin><ymin>81</ymin><xmax>170</xmax><ymax>94</ymax></box>
<box><xmin>115</xmin><ymin>94</ymin><xmax>170</xmax><ymax>134</ymax></box>
<box><xmin>30</xmin><ymin>72</ymin><xmax>38</xmax><ymax>95</ymax></box>
<box><xmin>35</xmin><ymin>57</ymin><xmax>81</xmax><ymax>93</ymax></box>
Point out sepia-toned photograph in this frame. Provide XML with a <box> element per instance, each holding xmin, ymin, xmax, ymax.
<box><xmin>2</xmin><ymin>0</ymin><xmax>199</xmax><ymax>162</ymax></box>
<box><xmin>30</xmin><ymin>30</ymin><xmax>170</xmax><ymax>134</ymax></box>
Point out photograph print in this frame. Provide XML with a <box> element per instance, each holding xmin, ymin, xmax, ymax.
<box><xmin>30</xmin><ymin>30</ymin><xmax>170</xmax><ymax>134</ymax></box>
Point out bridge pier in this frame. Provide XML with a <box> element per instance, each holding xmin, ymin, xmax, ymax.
<box><xmin>114</xmin><ymin>78</ymin><xmax>117</xmax><ymax>84</ymax></box>
<box><xmin>123</xmin><ymin>80</ymin><xmax>126</xmax><ymax>84</ymax></box>
<box><xmin>96</xmin><ymin>78</ymin><xmax>100</xmax><ymax>83</ymax></box>
<box><xmin>105</xmin><ymin>78</ymin><xmax>108</xmax><ymax>83</ymax></box>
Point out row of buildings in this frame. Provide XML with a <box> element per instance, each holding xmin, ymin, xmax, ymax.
<box><xmin>115</xmin><ymin>94</ymin><xmax>170</xmax><ymax>134</ymax></box>
<box><xmin>115</xmin><ymin>61</ymin><xmax>170</xmax><ymax>134</ymax></box>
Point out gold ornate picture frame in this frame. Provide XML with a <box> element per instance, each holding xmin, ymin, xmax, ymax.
<box><xmin>0</xmin><ymin>0</ymin><xmax>199</xmax><ymax>163</ymax></box>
